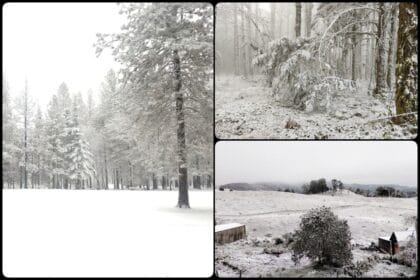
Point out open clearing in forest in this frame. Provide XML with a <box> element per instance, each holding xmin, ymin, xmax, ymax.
<box><xmin>3</xmin><ymin>189</ymin><xmax>213</xmax><ymax>277</ymax></box>
<box><xmin>215</xmin><ymin>190</ymin><xmax>417</xmax><ymax>277</ymax></box>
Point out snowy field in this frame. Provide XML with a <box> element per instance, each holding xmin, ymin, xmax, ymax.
<box><xmin>215</xmin><ymin>190</ymin><xmax>417</xmax><ymax>277</ymax></box>
<box><xmin>3</xmin><ymin>189</ymin><xmax>213</xmax><ymax>277</ymax></box>
<box><xmin>215</xmin><ymin>75</ymin><xmax>416</xmax><ymax>139</ymax></box>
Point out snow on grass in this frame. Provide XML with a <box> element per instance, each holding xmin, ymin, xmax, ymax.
<box><xmin>215</xmin><ymin>75</ymin><xmax>416</xmax><ymax>139</ymax></box>
<box><xmin>216</xmin><ymin>190</ymin><xmax>416</xmax><ymax>242</ymax></box>
<box><xmin>215</xmin><ymin>190</ymin><xmax>417</xmax><ymax>277</ymax></box>
<box><xmin>3</xmin><ymin>189</ymin><xmax>213</xmax><ymax>277</ymax></box>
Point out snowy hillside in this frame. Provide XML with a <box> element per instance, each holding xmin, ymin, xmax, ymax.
<box><xmin>215</xmin><ymin>190</ymin><xmax>417</xmax><ymax>277</ymax></box>
<box><xmin>3</xmin><ymin>189</ymin><xmax>213</xmax><ymax>277</ymax></box>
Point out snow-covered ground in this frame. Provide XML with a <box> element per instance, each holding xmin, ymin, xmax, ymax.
<box><xmin>3</xmin><ymin>189</ymin><xmax>213</xmax><ymax>277</ymax></box>
<box><xmin>215</xmin><ymin>75</ymin><xmax>417</xmax><ymax>139</ymax></box>
<box><xmin>215</xmin><ymin>190</ymin><xmax>417</xmax><ymax>277</ymax></box>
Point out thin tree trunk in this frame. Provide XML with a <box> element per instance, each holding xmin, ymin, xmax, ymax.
<box><xmin>351</xmin><ymin>24</ymin><xmax>357</xmax><ymax>81</ymax></box>
<box><xmin>240</xmin><ymin>7</ymin><xmax>248</xmax><ymax>78</ymax></box>
<box><xmin>270</xmin><ymin>3</ymin><xmax>276</xmax><ymax>39</ymax></box>
<box><xmin>295</xmin><ymin>3</ymin><xmax>302</xmax><ymax>38</ymax></box>
<box><xmin>305</xmin><ymin>3</ymin><xmax>312</xmax><ymax>37</ymax></box>
<box><xmin>174</xmin><ymin>49</ymin><xmax>189</xmax><ymax>208</ymax></box>
<box><xmin>246</xmin><ymin>3</ymin><xmax>253</xmax><ymax>76</ymax></box>
<box><xmin>104</xmin><ymin>143</ymin><xmax>108</xmax><ymax>189</ymax></box>
<box><xmin>24</xmin><ymin>79</ymin><xmax>28</xmax><ymax>189</ymax></box>
<box><xmin>233</xmin><ymin>5</ymin><xmax>239</xmax><ymax>75</ymax></box>
<box><xmin>387</xmin><ymin>3</ymin><xmax>399</xmax><ymax>93</ymax></box>
<box><xmin>374</xmin><ymin>2</ymin><xmax>388</xmax><ymax>98</ymax></box>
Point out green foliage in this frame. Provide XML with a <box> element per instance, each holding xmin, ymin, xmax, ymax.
<box><xmin>292</xmin><ymin>206</ymin><xmax>353</xmax><ymax>267</ymax></box>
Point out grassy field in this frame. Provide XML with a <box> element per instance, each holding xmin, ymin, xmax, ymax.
<box><xmin>215</xmin><ymin>190</ymin><xmax>417</xmax><ymax>277</ymax></box>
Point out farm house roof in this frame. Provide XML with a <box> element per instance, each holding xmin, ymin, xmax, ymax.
<box><xmin>380</xmin><ymin>228</ymin><xmax>416</xmax><ymax>242</ymax></box>
<box><xmin>215</xmin><ymin>223</ymin><xmax>244</xmax><ymax>232</ymax></box>
<box><xmin>392</xmin><ymin>229</ymin><xmax>415</xmax><ymax>242</ymax></box>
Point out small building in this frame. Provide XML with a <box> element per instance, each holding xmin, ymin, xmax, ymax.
<box><xmin>378</xmin><ymin>228</ymin><xmax>416</xmax><ymax>255</ymax></box>
<box><xmin>215</xmin><ymin>223</ymin><xmax>246</xmax><ymax>244</ymax></box>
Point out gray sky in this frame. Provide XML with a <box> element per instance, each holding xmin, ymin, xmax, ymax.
<box><xmin>2</xmin><ymin>3</ymin><xmax>125</xmax><ymax>109</ymax></box>
<box><xmin>216</xmin><ymin>141</ymin><xmax>417</xmax><ymax>187</ymax></box>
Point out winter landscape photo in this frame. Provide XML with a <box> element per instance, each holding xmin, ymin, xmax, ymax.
<box><xmin>215</xmin><ymin>3</ymin><xmax>418</xmax><ymax>139</ymax></box>
<box><xmin>2</xmin><ymin>3</ymin><xmax>213</xmax><ymax>277</ymax></box>
<box><xmin>215</xmin><ymin>141</ymin><xmax>418</xmax><ymax>277</ymax></box>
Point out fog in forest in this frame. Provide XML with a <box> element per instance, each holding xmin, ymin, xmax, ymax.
<box><xmin>215</xmin><ymin>3</ymin><xmax>417</xmax><ymax>139</ymax></box>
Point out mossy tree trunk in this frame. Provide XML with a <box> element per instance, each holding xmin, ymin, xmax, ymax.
<box><xmin>394</xmin><ymin>2</ymin><xmax>417</xmax><ymax>125</ymax></box>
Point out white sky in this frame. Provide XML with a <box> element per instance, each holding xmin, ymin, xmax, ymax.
<box><xmin>216</xmin><ymin>141</ymin><xmax>417</xmax><ymax>187</ymax></box>
<box><xmin>2</xmin><ymin>3</ymin><xmax>125</xmax><ymax>109</ymax></box>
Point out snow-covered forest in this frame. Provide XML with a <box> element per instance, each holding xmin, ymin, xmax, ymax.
<box><xmin>215</xmin><ymin>3</ymin><xmax>418</xmax><ymax>139</ymax></box>
<box><xmin>3</xmin><ymin>3</ymin><xmax>213</xmax><ymax>208</ymax></box>
<box><xmin>3</xmin><ymin>3</ymin><xmax>213</xmax><ymax>277</ymax></box>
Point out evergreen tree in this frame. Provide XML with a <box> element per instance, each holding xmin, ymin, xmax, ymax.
<box><xmin>96</xmin><ymin>3</ymin><xmax>213</xmax><ymax>207</ymax></box>
<box><xmin>66</xmin><ymin>99</ymin><xmax>96</xmax><ymax>189</ymax></box>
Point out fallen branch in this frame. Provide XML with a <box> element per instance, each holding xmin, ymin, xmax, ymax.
<box><xmin>362</xmin><ymin>112</ymin><xmax>418</xmax><ymax>125</ymax></box>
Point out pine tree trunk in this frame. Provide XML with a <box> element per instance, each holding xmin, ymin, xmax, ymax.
<box><xmin>104</xmin><ymin>144</ymin><xmax>108</xmax><ymax>189</ymax></box>
<box><xmin>173</xmin><ymin>49</ymin><xmax>189</xmax><ymax>208</ymax></box>
<box><xmin>19</xmin><ymin>166</ymin><xmax>23</xmax><ymax>189</ymax></box>
<box><xmin>24</xmin><ymin>80</ymin><xmax>28</xmax><ymax>189</ymax></box>
<box><xmin>129</xmin><ymin>163</ymin><xmax>133</xmax><ymax>188</ymax></box>
<box><xmin>305</xmin><ymin>3</ymin><xmax>312</xmax><ymax>37</ymax></box>
<box><xmin>270</xmin><ymin>3</ymin><xmax>276</xmax><ymax>39</ymax></box>
<box><xmin>162</xmin><ymin>175</ymin><xmax>166</xmax><ymax>190</ymax></box>
<box><xmin>374</xmin><ymin>3</ymin><xmax>389</xmax><ymax>98</ymax></box>
<box><xmin>387</xmin><ymin>3</ymin><xmax>399</xmax><ymax>93</ymax></box>
<box><xmin>295</xmin><ymin>3</ymin><xmax>302</xmax><ymax>38</ymax></box>
<box><xmin>115</xmin><ymin>169</ymin><xmax>119</xmax><ymax>190</ymax></box>
<box><xmin>394</xmin><ymin>2</ymin><xmax>417</xmax><ymax>125</ymax></box>
<box><xmin>152</xmin><ymin>173</ymin><xmax>157</xmax><ymax>190</ymax></box>
<box><xmin>246</xmin><ymin>3</ymin><xmax>253</xmax><ymax>76</ymax></box>
<box><xmin>233</xmin><ymin>5</ymin><xmax>239</xmax><ymax>75</ymax></box>
<box><xmin>351</xmin><ymin>24</ymin><xmax>357</xmax><ymax>81</ymax></box>
<box><xmin>240</xmin><ymin>8</ymin><xmax>248</xmax><ymax>78</ymax></box>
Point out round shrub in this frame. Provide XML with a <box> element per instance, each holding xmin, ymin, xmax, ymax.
<box><xmin>291</xmin><ymin>206</ymin><xmax>353</xmax><ymax>267</ymax></box>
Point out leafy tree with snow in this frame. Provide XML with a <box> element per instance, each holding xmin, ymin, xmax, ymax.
<box><xmin>292</xmin><ymin>206</ymin><xmax>352</xmax><ymax>267</ymax></box>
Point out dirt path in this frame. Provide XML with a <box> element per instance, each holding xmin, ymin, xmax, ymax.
<box><xmin>215</xmin><ymin>75</ymin><xmax>414</xmax><ymax>139</ymax></box>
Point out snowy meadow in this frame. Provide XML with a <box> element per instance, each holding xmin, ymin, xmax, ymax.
<box><xmin>215</xmin><ymin>141</ymin><xmax>417</xmax><ymax>278</ymax></box>
<box><xmin>3</xmin><ymin>189</ymin><xmax>213</xmax><ymax>277</ymax></box>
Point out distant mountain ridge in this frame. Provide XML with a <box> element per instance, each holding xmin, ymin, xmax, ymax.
<box><xmin>218</xmin><ymin>181</ymin><xmax>417</xmax><ymax>193</ymax></box>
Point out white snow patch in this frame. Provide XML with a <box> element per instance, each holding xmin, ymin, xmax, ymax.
<box><xmin>216</xmin><ymin>223</ymin><xmax>244</xmax><ymax>232</ymax></box>
<box><xmin>3</xmin><ymin>189</ymin><xmax>213</xmax><ymax>277</ymax></box>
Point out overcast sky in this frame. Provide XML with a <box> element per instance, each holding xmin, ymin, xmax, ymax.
<box><xmin>3</xmin><ymin>3</ymin><xmax>125</xmax><ymax>109</ymax></box>
<box><xmin>216</xmin><ymin>141</ymin><xmax>417</xmax><ymax>187</ymax></box>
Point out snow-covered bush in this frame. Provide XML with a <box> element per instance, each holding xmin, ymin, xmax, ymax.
<box><xmin>254</xmin><ymin>36</ymin><xmax>357</xmax><ymax>112</ymax></box>
<box><xmin>292</xmin><ymin>206</ymin><xmax>353</xmax><ymax>267</ymax></box>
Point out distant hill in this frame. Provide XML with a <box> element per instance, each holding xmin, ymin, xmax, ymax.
<box><xmin>218</xmin><ymin>181</ymin><xmax>417</xmax><ymax>196</ymax></box>
<box><xmin>347</xmin><ymin>183</ymin><xmax>417</xmax><ymax>193</ymax></box>
<box><xmin>218</xmin><ymin>182</ymin><xmax>303</xmax><ymax>192</ymax></box>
